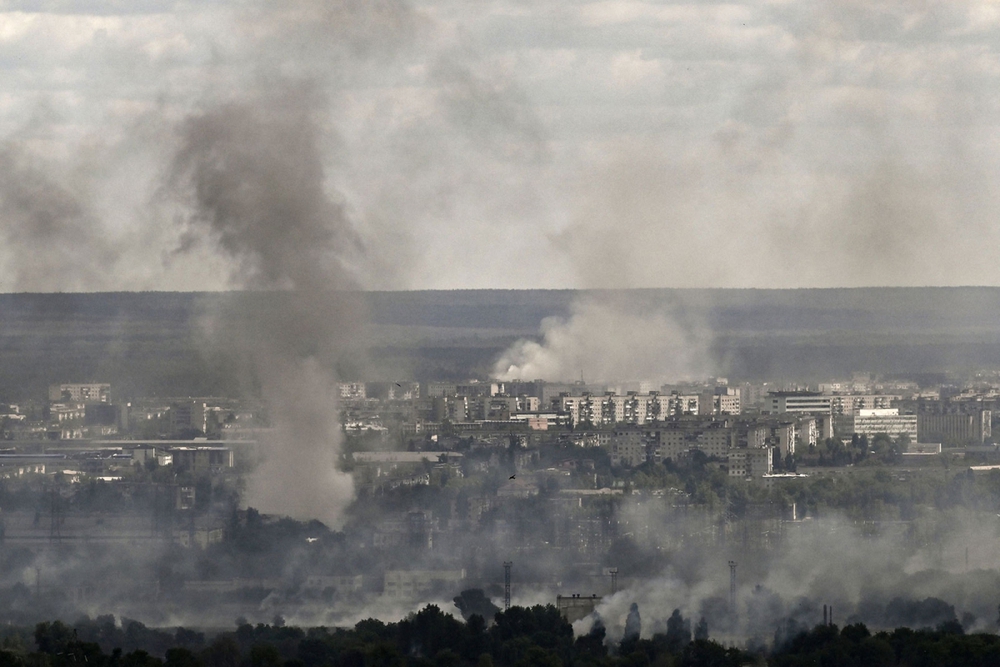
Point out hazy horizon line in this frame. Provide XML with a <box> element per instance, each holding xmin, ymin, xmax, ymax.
<box><xmin>4</xmin><ymin>285</ymin><xmax>1000</xmax><ymax>296</ymax></box>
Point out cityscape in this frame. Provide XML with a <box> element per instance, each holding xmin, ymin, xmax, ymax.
<box><xmin>3</xmin><ymin>360</ymin><xmax>1000</xmax><ymax>642</ymax></box>
<box><xmin>3</xmin><ymin>0</ymin><xmax>1000</xmax><ymax>664</ymax></box>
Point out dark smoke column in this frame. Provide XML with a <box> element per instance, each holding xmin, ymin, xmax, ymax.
<box><xmin>172</xmin><ymin>85</ymin><xmax>364</xmax><ymax>526</ymax></box>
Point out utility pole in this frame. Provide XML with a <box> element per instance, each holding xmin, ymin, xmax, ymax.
<box><xmin>728</xmin><ymin>560</ymin><xmax>737</xmax><ymax>614</ymax></box>
<box><xmin>503</xmin><ymin>561</ymin><xmax>512</xmax><ymax>611</ymax></box>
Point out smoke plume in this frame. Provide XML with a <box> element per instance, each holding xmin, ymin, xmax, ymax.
<box><xmin>0</xmin><ymin>143</ymin><xmax>118</xmax><ymax>292</ymax></box>
<box><xmin>493</xmin><ymin>292</ymin><xmax>710</xmax><ymax>384</ymax></box>
<box><xmin>169</xmin><ymin>80</ymin><xmax>366</xmax><ymax>525</ymax></box>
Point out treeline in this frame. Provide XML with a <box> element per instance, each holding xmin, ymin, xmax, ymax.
<box><xmin>0</xmin><ymin>606</ymin><xmax>748</xmax><ymax>667</ymax></box>
<box><xmin>772</xmin><ymin>622</ymin><xmax>1000</xmax><ymax>667</ymax></box>
<box><xmin>4</xmin><ymin>606</ymin><xmax>1000</xmax><ymax>667</ymax></box>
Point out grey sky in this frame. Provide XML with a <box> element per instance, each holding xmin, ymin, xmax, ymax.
<box><xmin>0</xmin><ymin>0</ymin><xmax>998</xmax><ymax>290</ymax></box>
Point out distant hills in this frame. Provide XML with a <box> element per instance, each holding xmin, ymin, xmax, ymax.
<box><xmin>1</xmin><ymin>288</ymin><xmax>1000</xmax><ymax>399</ymax></box>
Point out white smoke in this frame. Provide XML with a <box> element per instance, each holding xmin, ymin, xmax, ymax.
<box><xmin>493</xmin><ymin>293</ymin><xmax>709</xmax><ymax>384</ymax></box>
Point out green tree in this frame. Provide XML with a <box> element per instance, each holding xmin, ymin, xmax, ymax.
<box><xmin>693</xmin><ymin>618</ymin><xmax>708</xmax><ymax>642</ymax></box>
<box><xmin>165</xmin><ymin>648</ymin><xmax>203</xmax><ymax>667</ymax></box>
<box><xmin>664</xmin><ymin>610</ymin><xmax>691</xmax><ymax>652</ymax></box>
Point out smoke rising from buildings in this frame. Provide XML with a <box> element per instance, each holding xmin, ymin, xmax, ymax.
<box><xmin>4</xmin><ymin>0</ymin><xmax>1000</xmax><ymax>641</ymax></box>
<box><xmin>170</xmin><ymin>85</ymin><xmax>363</xmax><ymax>525</ymax></box>
<box><xmin>162</xmin><ymin>0</ymin><xmax>429</xmax><ymax>524</ymax></box>
<box><xmin>494</xmin><ymin>293</ymin><xmax>710</xmax><ymax>384</ymax></box>
<box><xmin>576</xmin><ymin>508</ymin><xmax>1000</xmax><ymax>644</ymax></box>
<box><xmin>164</xmin><ymin>0</ymin><xmax>546</xmax><ymax>523</ymax></box>
<box><xmin>0</xmin><ymin>0</ymin><xmax>551</xmax><ymax>524</ymax></box>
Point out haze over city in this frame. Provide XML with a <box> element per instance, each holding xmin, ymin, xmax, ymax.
<box><xmin>3</xmin><ymin>2</ymin><xmax>1000</xmax><ymax>667</ymax></box>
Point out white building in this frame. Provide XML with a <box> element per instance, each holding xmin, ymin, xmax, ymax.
<box><xmin>850</xmin><ymin>408</ymin><xmax>918</xmax><ymax>442</ymax></box>
<box><xmin>711</xmin><ymin>387</ymin><xmax>741</xmax><ymax>415</ymax></box>
<box><xmin>768</xmin><ymin>392</ymin><xmax>833</xmax><ymax>414</ymax></box>
<box><xmin>665</xmin><ymin>393</ymin><xmax>700</xmax><ymax>418</ymax></box>
<box><xmin>560</xmin><ymin>392</ymin><xmax>701</xmax><ymax>425</ymax></box>
<box><xmin>559</xmin><ymin>394</ymin><xmax>605</xmax><ymax>426</ymax></box>
<box><xmin>828</xmin><ymin>394</ymin><xmax>901</xmax><ymax>415</ymax></box>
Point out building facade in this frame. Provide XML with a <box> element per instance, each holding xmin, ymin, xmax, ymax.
<box><xmin>849</xmin><ymin>409</ymin><xmax>918</xmax><ymax>442</ymax></box>
<box><xmin>768</xmin><ymin>392</ymin><xmax>833</xmax><ymax>414</ymax></box>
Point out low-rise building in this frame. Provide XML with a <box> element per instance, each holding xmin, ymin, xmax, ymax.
<box><xmin>556</xmin><ymin>594</ymin><xmax>602</xmax><ymax>623</ymax></box>
<box><xmin>768</xmin><ymin>392</ymin><xmax>832</xmax><ymax>414</ymax></box>
<box><xmin>849</xmin><ymin>409</ymin><xmax>918</xmax><ymax>442</ymax></box>
<box><xmin>170</xmin><ymin>446</ymin><xmax>234</xmax><ymax>474</ymax></box>
<box><xmin>610</xmin><ymin>429</ymin><xmax>649</xmax><ymax>467</ymax></box>
<box><xmin>383</xmin><ymin>569</ymin><xmax>465</xmax><ymax>598</ymax></box>
<box><xmin>918</xmin><ymin>411</ymin><xmax>991</xmax><ymax>445</ymax></box>
<box><xmin>303</xmin><ymin>574</ymin><xmax>364</xmax><ymax>594</ymax></box>
<box><xmin>655</xmin><ymin>423</ymin><xmax>732</xmax><ymax>461</ymax></box>
<box><xmin>727</xmin><ymin>447</ymin><xmax>773</xmax><ymax>477</ymax></box>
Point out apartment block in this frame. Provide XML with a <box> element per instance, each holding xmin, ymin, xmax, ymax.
<box><xmin>768</xmin><ymin>391</ymin><xmax>833</xmax><ymax>414</ymax></box>
<box><xmin>728</xmin><ymin>447</ymin><xmax>773</xmax><ymax>477</ymax></box>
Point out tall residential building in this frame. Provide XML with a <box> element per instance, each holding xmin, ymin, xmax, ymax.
<box><xmin>712</xmin><ymin>386</ymin><xmax>741</xmax><ymax>415</ymax></box>
<box><xmin>170</xmin><ymin>401</ymin><xmax>208</xmax><ymax>434</ymax></box>
<box><xmin>665</xmin><ymin>393</ymin><xmax>700</xmax><ymax>418</ymax></box>
<box><xmin>559</xmin><ymin>394</ymin><xmax>605</xmax><ymax>426</ymax></box>
<box><xmin>338</xmin><ymin>382</ymin><xmax>367</xmax><ymax>399</ymax></box>
<box><xmin>560</xmin><ymin>392</ymin><xmax>698</xmax><ymax>426</ymax></box>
